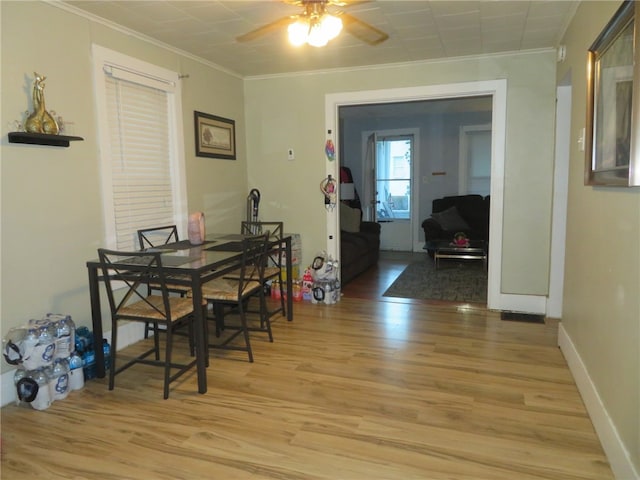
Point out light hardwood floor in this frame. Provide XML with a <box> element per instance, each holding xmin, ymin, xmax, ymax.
<box><xmin>1</xmin><ymin>251</ymin><xmax>614</xmax><ymax>479</ymax></box>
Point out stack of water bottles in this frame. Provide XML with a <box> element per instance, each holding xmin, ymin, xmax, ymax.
<box><xmin>2</xmin><ymin>314</ymin><xmax>111</xmax><ymax>411</ymax></box>
<box><xmin>309</xmin><ymin>252</ymin><xmax>341</xmax><ymax>305</ymax></box>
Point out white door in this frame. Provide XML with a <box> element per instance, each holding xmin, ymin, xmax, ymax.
<box><xmin>373</xmin><ymin>133</ymin><xmax>414</xmax><ymax>251</ymax></box>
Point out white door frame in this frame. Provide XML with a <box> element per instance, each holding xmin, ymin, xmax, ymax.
<box><xmin>547</xmin><ymin>84</ymin><xmax>571</xmax><ymax>318</ymax></box>
<box><xmin>325</xmin><ymin>80</ymin><xmax>511</xmax><ymax>311</ymax></box>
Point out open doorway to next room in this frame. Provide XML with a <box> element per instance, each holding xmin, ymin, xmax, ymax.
<box><xmin>338</xmin><ymin>96</ymin><xmax>493</xmax><ymax>252</ymax></box>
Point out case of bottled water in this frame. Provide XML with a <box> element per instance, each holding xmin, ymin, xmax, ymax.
<box><xmin>3</xmin><ymin>314</ymin><xmax>90</xmax><ymax>410</ymax></box>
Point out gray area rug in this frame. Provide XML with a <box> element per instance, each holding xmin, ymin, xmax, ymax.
<box><xmin>383</xmin><ymin>258</ymin><xmax>487</xmax><ymax>303</ymax></box>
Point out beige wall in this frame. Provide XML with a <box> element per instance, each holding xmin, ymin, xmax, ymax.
<box><xmin>0</xmin><ymin>1</ymin><xmax>247</xmax><ymax>374</ymax></box>
<box><xmin>558</xmin><ymin>1</ymin><xmax>640</xmax><ymax>474</ymax></box>
<box><xmin>3</xmin><ymin>0</ymin><xmax>638</xmax><ymax>472</ymax></box>
<box><xmin>244</xmin><ymin>51</ymin><xmax>557</xmax><ymax>296</ymax></box>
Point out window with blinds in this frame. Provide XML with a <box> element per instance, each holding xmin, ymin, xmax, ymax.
<box><xmin>92</xmin><ymin>45</ymin><xmax>187</xmax><ymax>251</ymax></box>
<box><xmin>105</xmin><ymin>77</ymin><xmax>173</xmax><ymax>250</ymax></box>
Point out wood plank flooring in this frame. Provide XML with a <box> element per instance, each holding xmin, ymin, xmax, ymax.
<box><xmin>1</xmin><ymin>251</ymin><xmax>614</xmax><ymax>479</ymax></box>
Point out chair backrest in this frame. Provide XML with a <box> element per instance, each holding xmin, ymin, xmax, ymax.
<box><xmin>240</xmin><ymin>221</ymin><xmax>283</xmax><ymax>240</ymax></box>
<box><xmin>97</xmin><ymin>249</ymin><xmax>173</xmax><ymax>323</ymax></box>
<box><xmin>241</xmin><ymin>221</ymin><xmax>283</xmax><ymax>267</ymax></box>
<box><xmin>137</xmin><ymin>225</ymin><xmax>179</xmax><ymax>250</ymax></box>
<box><xmin>236</xmin><ymin>232</ymin><xmax>270</xmax><ymax>298</ymax></box>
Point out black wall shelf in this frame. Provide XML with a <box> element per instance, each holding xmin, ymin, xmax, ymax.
<box><xmin>8</xmin><ymin>132</ymin><xmax>84</xmax><ymax>147</ymax></box>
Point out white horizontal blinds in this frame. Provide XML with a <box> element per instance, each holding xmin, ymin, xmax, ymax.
<box><xmin>105</xmin><ymin>74</ymin><xmax>174</xmax><ymax>251</ymax></box>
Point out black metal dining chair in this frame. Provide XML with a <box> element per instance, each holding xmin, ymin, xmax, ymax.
<box><xmin>198</xmin><ymin>232</ymin><xmax>272</xmax><ymax>363</ymax></box>
<box><xmin>97</xmin><ymin>248</ymin><xmax>198</xmax><ymax>399</ymax></box>
<box><xmin>137</xmin><ymin>225</ymin><xmax>191</xmax><ymax>340</ymax></box>
<box><xmin>137</xmin><ymin>225</ymin><xmax>179</xmax><ymax>250</ymax></box>
<box><xmin>240</xmin><ymin>221</ymin><xmax>286</xmax><ymax>323</ymax></box>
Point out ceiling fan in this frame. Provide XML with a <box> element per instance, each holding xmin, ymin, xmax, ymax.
<box><xmin>236</xmin><ymin>0</ymin><xmax>389</xmax><ymax>47</ymax></box>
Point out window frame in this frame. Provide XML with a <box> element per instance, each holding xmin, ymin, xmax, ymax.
<box><xmin>91</xmin><ymin>45</ymin><xmax>188</xmax><ymax>250</ymax></box>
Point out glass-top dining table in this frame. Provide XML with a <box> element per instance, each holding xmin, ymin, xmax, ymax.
<box><xmin>86</xmin><ymin>233</ymin><xmax>294</xmax><ymax>394</ymax></box>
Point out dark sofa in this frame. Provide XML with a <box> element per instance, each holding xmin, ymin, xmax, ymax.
<box><xmin>340</xmin><ymin>203</ymin><xmax>381</xmax><ymax>284</ymax></box>
<box><xmin>422</xmin><ymin>194</ymin><xmax>490</xmax><ymax>254</ymax></box>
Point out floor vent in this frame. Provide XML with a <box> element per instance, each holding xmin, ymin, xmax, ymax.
<box><xmin>500</xmin><ymin>311</ymin><xmax>545</xmax><ymax>324</ymax></box>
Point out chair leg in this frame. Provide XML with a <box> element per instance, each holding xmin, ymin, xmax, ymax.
<box><xmin>187</xmin><ymin>321</ymin><xmax>195</xmax><ymax>357</ymax></box>
<box><xmin>164</xmin><ymin>325</ymin><xmax>173</xmax><ymax>400</ymax></box>
<box><xmin>205</xmin><ymin>300</ymin><xmax>254</xmax><ymax>363</ymax></box>
<box><xmin>213</xmin><ymin>303</ymin><xmax>225</xmax><ymax>337</ymax></box>
<box><xmin>144</xmin><ymin>322</ymin><xmax>151</xmax><ymax>339</ymax></box>
<box><xmin>109</xmin><ymin>321</ymin><xmax>118</xmax><ymax>391</ymax></box>
<box><xmin>153</xmin><ymin>322</ymin><xmax>161</xmax><ymax>361</ymax></box>
<box><xmin>237</xmin><ymin>303</ymin><xmax>253</xmax><ymax>363</ymax></box>
<box><xmin>278</xmin><ymin>275</ymin><xmax>286</xmax><ymax>318</ymax></box>
<box><xmin>259</xmin><ymin>290</ymin><xmax>274</xmax><ymax>343</ymax></box>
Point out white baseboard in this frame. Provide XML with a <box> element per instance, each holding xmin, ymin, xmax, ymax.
<box><xmin>488</xmin><ymin>292</ymin><xmax>547</xmax><ymax>314</ymax></box>
<box><xmin>558</xmin><ymin>323</ymin><xmax>639</xmax><ymax>480</ymax></box>
<box><xmin>0</xmin><ymin>322</ymin><xmax>145</xmax><ymax>408</ymax></box>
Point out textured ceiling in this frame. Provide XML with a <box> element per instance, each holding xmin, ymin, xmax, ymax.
<box><xmin>59</xmin><ymin>1</ymin><xmax>579</xmax><ymax>77</ymax></box>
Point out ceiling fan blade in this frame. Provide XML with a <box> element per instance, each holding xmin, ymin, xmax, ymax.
<box><xmin>328</xmin><ymin>0</ymin><xmax>371</xmax><ymax>7</ymax></box>
<box><xmin>236</xmin><ymin>16</ymin><xmax>297</xmax><ymax>43</ymax></box>
<box><xmin>339</xmin><ymin>12</ymin><xmax>389</xmax><ymax>45</ymax></box>
<box><xmin>285</xmin><ymin>0</ymin><xmax>370</xmax><ymax>9</ymax></box>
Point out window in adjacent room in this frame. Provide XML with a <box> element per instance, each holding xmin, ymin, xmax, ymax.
<box><xmin>458</xmin><ymin>124</ymin><xmax>491</xmax><ymax>196</ymax></box>
<box><xmin>92</xmin><ymin>45</ymin><xmax>187</xmax><ymax>251</ymax></box>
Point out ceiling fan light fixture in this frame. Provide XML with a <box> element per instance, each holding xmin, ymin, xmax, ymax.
<box><xmin>320</xmin><ymin>14</ymin><xmax>343</xmax><ymax>41</ymax></box>
<box><xmin>288</xmin><ymin>20</ymin><xmax>309</xmax><ymax>46</ymax></box>
<box><xmin>307</xmin><ymin>22</ymin><xmax>329</xmax><ymax>47</ymax></box>
<box><xmin>287</xmin><ymin>13</ymin><xmax>343</xmax><ymax>48</ymax></box>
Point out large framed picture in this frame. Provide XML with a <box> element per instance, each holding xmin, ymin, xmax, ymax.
<box><xmin>585</xmin><ymin>0</ymin><xmax>640</xmax><ymax>186</ymax></box>
<box><xmin>194</xmin><ymin>111</ymin><xmax>236</xmax><ymax>159</ymax></box>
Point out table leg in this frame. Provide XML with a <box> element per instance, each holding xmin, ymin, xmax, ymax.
<box><xmin>88</xmin><ymin>266</ymin><xmax>105</xmax><ymax>379</ymax></box>
<box><xmin>190</xmin><ymin>273</ymin><xmax>207</xmax><ymax>394</ymax></box>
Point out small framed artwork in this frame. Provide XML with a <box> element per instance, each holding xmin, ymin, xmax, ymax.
<box><xmin>585</xmin><ymin>0</ymin><xmax>640</xmax><ymax>186</ymax></box>
<box><xmin>194</xmin><ymin>111</ymin><xmax>236</xmax><ymax>159</ymax></box>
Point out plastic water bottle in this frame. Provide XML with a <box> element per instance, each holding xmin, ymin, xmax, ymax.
<box><xmin>51</xmin><ymin>315</ymin><xmax>75</xmax><ymax>359</ymax></box>
<box><xmin>49</xmin><ymin>358</ymin><xmax>70</xmax><ymax>401</ymax></box>
<box><xmin>82</xmin><ymin>348</ymin><xmax>96</xmax><ymax>381</ymax></box>
<box><xmin>102</xmin><ymin>339</ymin><xmax>111</xmax><ymax>371</ymax></box>
<box><xmin>21</xmin><ymin>328</ymin><xmax>39</xmax><ymax>370</ymax></box>
<box><xmin>68</xmin><ymin>351</ymin><xmax>84</xmax><ymax>390</ymax></box>
<box><xmin>75</xmin><ymin>326</ymin><xmax>93</xmax><ymax>354</ymax></box>
<box><xmin>292</xmin><ymin>280</ymin><xmax>303</xmax><ymax>302</ymax></box>
<box><xmin>13</xmin><ymin>367</ymin><xmax>28</xmax><ymax>405</ymax></box>
<box><xmin>30</xmin><ymin>368</ymin><xmax>51</xmax><ymax>411</ymax></box>
<box><xmin>31</xmin><ymin>325</ymin><xmax>55</xmax><ymax>370</ymax></box>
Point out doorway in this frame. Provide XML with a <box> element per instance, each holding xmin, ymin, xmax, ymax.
<box><xmin>339</xmin><ymin>98</ymin><xmax>492</xmax><ymax>253</ymax></box>
<box><xmin>326</xmin><ymin>80</ymin><xmax>507</xmax><ymax>311</ymax></box>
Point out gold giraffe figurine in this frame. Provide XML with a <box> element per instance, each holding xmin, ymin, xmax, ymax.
<box><xmin>24</xmin><ymin>72</ymin><xmax>59</xmax><ymax>135</ymax></box>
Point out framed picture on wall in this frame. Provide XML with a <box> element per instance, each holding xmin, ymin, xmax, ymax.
<box><xmin>194</xmin><ymin>111</ymin><xmax>236</xmax><ymax>160</ymax></box>
<box><xmin>585</xmin><ymin>0</ymin><xmax>640</xmax><ymax>186</ymax></box>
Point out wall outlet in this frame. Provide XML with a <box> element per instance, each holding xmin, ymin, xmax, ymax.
<box><xmin>287</xmin><ymin>148</ymin><xmax>295</xmax><ymax>160</ymax></box>
<box><xmin>578</xmin><ymin>127</ymin><xmax>585</xmax><ymax>152</ymax></box>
